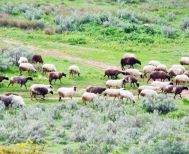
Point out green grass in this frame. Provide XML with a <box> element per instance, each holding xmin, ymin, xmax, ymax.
<box><xmin>1</xmin><ymin>0</ymin><xmax>189</xmax><ymax>153</ymax></box>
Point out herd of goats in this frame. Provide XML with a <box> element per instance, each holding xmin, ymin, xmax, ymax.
<box><xmin>0</xmin><ymin>53</ymin><xmax>189</xmax><ymax>107</ymax></box>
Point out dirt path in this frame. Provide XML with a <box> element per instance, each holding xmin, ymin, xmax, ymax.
<box><xmin>2</xmin><ymin>38</ymin><xmax>117</xmax><ymax>70</ymax></box>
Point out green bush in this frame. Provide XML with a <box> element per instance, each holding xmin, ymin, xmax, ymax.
<box><xmin>67</xmin><ymin>37</ymin><xmax>87</xmax><ymax>45</ymax></box>
<box><xmin>142</xmin><ymin>94</ymin><xmax>176</xmax><ymax>114</ymax></box>
<box><xmin>180</xmin><ymin>17</ymin><xmax>189</xmax><ymax>30</ymax></box>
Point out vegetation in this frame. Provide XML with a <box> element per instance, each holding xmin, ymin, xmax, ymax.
<box><xmin>0</xmin><ymin>0</ymin><xmax>189</xmax><ymax>153</ymax></box>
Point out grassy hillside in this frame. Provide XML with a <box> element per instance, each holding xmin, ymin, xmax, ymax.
<box><xmin>0</xmin><ymin>0</ymin><xmax>189</xmax><ymax>153</ymax></box>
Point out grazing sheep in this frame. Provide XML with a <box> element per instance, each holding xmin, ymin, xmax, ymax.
<box><xmin>42</xmin><ymin>64</ymin><xmax>56</xmax><ymax>74</ymax></box>
<box><xmin>143</xmin><ymin>65</ymin><xmax>156</xmax><ymax>77</ymax></box>
<box><xmin>32</xmin><ymin>55</ymin><xmax>43</xmax><ymax>64</ymax></box>
<box><xmin>106</xmin><ymin>78</ymin><xmax>126</xmax><ymax>89</ymax></box>
<box><xmin>30</xmin><ymin>84</ymin><xmax>53</xmax><ymax>100</ymax></box>
<box><xmin>104</xmin><ymin>68</ymin><xmax>123</xmax><ymax>79</ymax></box>
<box><xmin>120</xmin><ymin>57</ymin><xmax>141</xmax><ymax>70</ymax></box>
<box><xmin>0</xmin><ymin>76</ymin><xmax>9</xmax><ymax>86</ymax></box>
<box><xmin>103</xmin><ymin>89</ymin><xmax>121</xmax><ymax>100</ymax></box>
<box><xmin>0</xmin><ymin>94</ymin><xmax>25</xmax><ymax>107</ymax></box>
<box><xmin>86</xmin><ymin>86</ymin><xmax>106</xmax><ymax>94</ymax></box>
<box><xmin>8</xmin><ymin>76</ymin><xmax>33</xmax><ymax>89</ymax></box>
<box><xmin>57</xmin><ymin>86</ymin><xmax>77</xmax><ymax>101</ymax></box>
<box><xmin>174</xmin><ymin>86</ymin><xmax>188</xmax><ymax>99</ymax></box>
<box><xmin>48</xmin><ymin>72</ymin><xmax>66</xmax><ymax>85</ymax></box>
<box><xmin>151</xmin><ymin>81</ymin><xmax>173</xmax><ymax>90</ymax></box>
<box><xmin>124</xmin><ymin>75</ymin><xmax>139</xmax><ymax>87</ymax></box>
<box><xmin>123</xmin><ymin>53</ymin><xmax>136</xmax><ymax>58</ymax></box>
<box><xmin>140</xmin><ymin>89</ymin><xmax>157</xmax><ymax>97</ymax></box>
<box><xmin>147</xmin><ymin>71</ymin><xmax>170</xmax><ymax>83</ymax></box>
<box><xmin>138</xmin><ymin>85</ymin><xmax>158</xmax><ymax>98</ymax></box>
<box><xmin>155</xmin><ymin>64</ymin><xmax>167</xmax><ymax>72</ymax></box>
<box><xmin>148</xmin><ymin>60</ymin><xmax>161</xmax><ymax>67</ymax></box>
<box><xmin>18</xmin><ymin>57</ymin><xmax>28</xmax><ymax>65</ymax></box>
<box><xmin>19</xmin><ymin>63</ymin><xmax>36</xmax><ymax>75</ymax></box>
<box><xmin>123</xmin><ymin>69</ymin><xmax>144</xmax><ymax>78</ymax></box>
<box><xmin>180</xmin><ymin>57</ymin><xmax>189</xmax><ymax>65</ymax></box>
<box><xmin>168</xmin><ymin>65</ymin><xmax>185</xmax><ymax>77</ymax></box>
<box><xmin>119</xmin><ymin>89</ymin><xmax>136</xmax><ymax>103</ymax></box>
<box><xmin>69</xmin><ymin>65</ymin><xmax>80</xmax><ymax>77</ymax></box>
<box><xmin>162</xmin><ymin>85</ymin><xmax>175</xmax><ymax>94</ymax></box>
<box><xmin>175</xmin><ymin>74</ymin><xmax>189</xmax><ymax>85</ymax></box>
<box><xmin>82</xmin><ymin>92</ymin><xmax>97</xmax><ymax>104</ymax></box>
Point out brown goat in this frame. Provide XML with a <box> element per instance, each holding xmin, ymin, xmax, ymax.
<box><xmin>104</xmin><ymin>69</ymin><xmax>123</xmax><ymax>79</ymax></box>
<box><xmin>147</xmin><ymin>71</ymin><xmax>170</xmax><ymax>83</ymax></box>
<box><xmin>32</xmin><ymin>55</ymin><xmax>43</xmax><ymax>64</ymax></box>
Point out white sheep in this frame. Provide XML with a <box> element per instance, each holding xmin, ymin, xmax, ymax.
<box><xmin>151</xmin><ymin>81</ymin><xmax>173</xmax><ymax>90</ymax></box>
<box><xmin>123</xmin><ymin>53</ymin><xmax>136</xmax><ymax>58</ymax></box>
<box><xmin>42</xmin><ymin>64</ymin><xmax>57</xmax><ymax>74</ymax></box>
<box><xmin>155</xmin><ymin>64</ymin><xmax>167</xmax><ymax>72</ymax></box>
<box><xmin>106</xmin><ymin>79</ymin><xmax>125</xmax><ymax>89</ymax></box>
<box><xmin>103</xmin><ymin>88</ymin><xmax>121</xmax><ymax>100</ymax></box>
<box><xmin>124</xmin><ymin>69</ymin><xmax>143</xmax><ymax>78</ymax></box>
<box><xmin>180</xmin><ymin>57</ymin><xmax>189</xmax><ymax>65</ymax></box>
<box><xmin>10</xmin><ymin>95</ymin><xmax>25</xmax><ymax>107</ymax></box>
<box><xmin>148</xmin><ymin>60</ymin><xmax>161</xmax><ymax>67</ymax></box>
<box><xmin>119</xmin><ymin>89</ymin><xmax>136</xmax><ymax>103</ymax></box>
<box><xmin>140</xmin><ymin>89</ymin><xmax>157</xmax><ymax>97</ymax></box>
<box><xmin>57</xmin><ymin>86</ymin><xmax>77</xmax><ymax>101</ymax></box>
<box><xmin>175</xmin><ymin>74</ymin><xmax>189</xmax><ymax>85</ymax></box>
<box><xmin>18</xmin><ymin>57</ymin><xmax>28</xmax><ymax>64</ymax></box>
<box><xmin>19</xmin><ymin>63</ymin><xmax>36</xmax><ymax>75</ymax></box>
<box><xmin>168</xmin><ymin>64</ymin><xmax>185</xmax><ymax>77</ymax></box>
<box><xmin>138</xmin><ymin>85</ymin><xmax>158</xmax><ymax>98</ymax></box>
<box><xmin>143</xmin><ymin>65</ymin><xmax>156</xmax><ymax>77</ymax></box>
<box><xmin>69</xmin><ymin>65</ymin><xmax>80</xmax><ymax>77</ymax></box>
<box><xmin>82</xmin><ymin>92</ymin><xmax>97</xmax><ymax>104</ymax></box>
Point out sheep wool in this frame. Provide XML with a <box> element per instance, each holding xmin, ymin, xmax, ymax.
<box><xmin>151</xmin><ymin>81</ymin><xmax>172</xmax><ymax>89</ymax></box>
<box><xmin>123</xmin><ymin>53</ymin><xmax>136</xmax><ymax>58</ymax></box>
<box><xmin>19</xmin><ymin>63</ymin><xmax>36</xmax><ymax>71</ymax></box>
<box><xmin>119</xmin><ymin>89</ymin><xmax>136</xmax><ymax>103</ymax></box>
<box><xmin>10</xmin><ymin>95</ymin><xmax>25</xmax><ymax>107</ymax></box>
<box><xmin>180</xmin><ymin>57</ymin><xmax>189</xmax><ymax>65</ymax></box>
<box><xmin>140</xmin><ymin>89</ymin><xmax>157</xmax><ymax>97</ymax></box>
<box><xmin>57</xmin><ymin>87</ymin><xmax>76</xmax><ymax>99</ymax></box>
<box><xmin>148</xmin><ymin>60</ymin><xmax>161</xmax><ymax>67</ymax></box>
<box><xmin>69</xmin><ymin>65</ymin><xmax>80</xmax><ymax>73</ymax></box>
<box><xmin>18</xmin><ymin>57</ymin><xmax>28</xmax><ymax>64</ymax></box>
<box><xmin>82</xmin><ymin>92</ymin><xmax>97</xmax><ymax>102</ymax></box>
<box><xmin>103</xmin><ymin>89</ymin><xmax>121</xmax><ymax>97</ymax></box>
<box><xmin>106</xmin><ymin>79</ymin><xmax>124</xmax><ymax>88</ymax></box>
<box><xmin>125</xmin><ymin>69</ymin><xmax>143</xmax><ymax>77</ymax></box>
<box><xmin>175</xmin><ymin>74</ymin><xmax>189</xmax><ymax>83</ymax></box>
<box><xmin>143</xmin><ymin>65</ymin><xmax>156</xmax><ymax>75</ymax></box>
<box><xmin>42</xmin><ymin>64</ymin><xmax>57</xmax><ymax>72</ymax></box>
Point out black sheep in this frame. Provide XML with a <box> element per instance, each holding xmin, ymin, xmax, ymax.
<box><xmin>8</xmin><ymin>76</ymin><xmax>33</xmax><ymax>89</ymax></box>
<box><xmin>32</xmin><ymin>55</ymin><xmax>43</xmax><ymax>64</ymax></box>
<box><xmin>124</xmin><ymin>76</ymin><xmax>140</xmax><ymax>87</ymax></box>
<box><xmin>0</xmin><ymin>76</ymin><xmax>9</xmax><ymax>86</ymax></box>
<box><xmin>147</xmin><ymin>71</ymin><xmax>170</xmax><ymax>83</ymax></box>
<box><xmin>31</xmin><ymin>86</ymin><xmax>53</xmax><ymax>100</ymax></box>
<box><xmin>121</xmin><ymin>57</ymin><xmax>141</xmax><ymax>70</ymax></box>
<box><xmin>86</xmin><ymin>86</ymin><xmax>106</xmax><ymax>94</ymax></box>
<box><xmin>174</xmin><ymin>86</ymin><xmax>188</xmax><ymax>99</ymax></box>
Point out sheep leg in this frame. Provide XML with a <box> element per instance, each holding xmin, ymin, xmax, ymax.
<box><xmin>59</xmin><ymin>97</ymin><xmax>62</xmax><ymax>101</ymax></box>
<box><xmin>174</xmin><ymin>94</ymin><xmax>176</xmax><ymax>99</ymax></box>
<box><xmin>24</xmin><ymin>84</ymin><xmax>27</xmax><ymax>89</ymax></box>
<box><xmin>179</xmin><ymin>94</ymin><xmax>182</xmax><ymax>99</ymax></box>
<box><xmin>8</xmin><ymin>82</ymin><xmax>11</xmax><ymax>87</ymax></box>
<box><xmin>147</xmin><ymin>78</ymin><xmax>151</xmax><ymax>84</ymax></box>
<box><xmin>59</xmin><ymin>78</ymin><xmax>62</xmax><ymax>83</ymax></box>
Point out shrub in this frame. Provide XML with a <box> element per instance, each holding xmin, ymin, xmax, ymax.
<box><xmin>142</xmin><ymin>94</ymin><xmax>176</xmax><ymax>114</ymax></box>
<box><xmin>0</xmin><ymin>3</ymin><xmax>19</xmax><ymax>15</ymax></box>
<box><xmin>181</xmin><ymin>17</ymin><xmax>189</xmax><ymax>30</ymax></box>
<box><xmin>44</xmin><ymin>27</ymin><xmax>55</xmax><ymax>35</ymax></box>
<box><xmin>67</xmin><ymin>37</ymin><xmax>87</xmax><ymax>45</ymax></box>
<box><xmin>161</xmin><ymin>26</ymin><xmax>177</xmax><ymax>38</ymax></box>
<box><xmin>112</xmin><ymin>0</ymin><xmax>146</xmax><ymax>4</ymax></box>
<box><xmin>0</xmin><ymin>15</ymin><xmax>45</xmax><ymax>30</ymax></box>
<box><xmin>0</xmin><ymin>46</ymin><xmax>33</xmax><ymax>71</ymax></box>
<box><xmin>24</xmin><ymin>7</ymin><xmax>43</xmax><ymax>21</ymax></box>
<box><xmin>167</xmin><ymin>12</ymin><xmax>176</xmax><ymax>21</ymax></box>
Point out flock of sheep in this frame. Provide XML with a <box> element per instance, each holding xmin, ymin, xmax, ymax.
<box><xmin>0</xmin><ymin>53</ymin><xmax>189</xmax><ymax>107</ymax></box>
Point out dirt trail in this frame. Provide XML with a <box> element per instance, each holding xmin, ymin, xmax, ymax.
<box><xmin>2</xmin><ymin>38</ymin><xmax>117</xmax><ymax>70</ymax></box>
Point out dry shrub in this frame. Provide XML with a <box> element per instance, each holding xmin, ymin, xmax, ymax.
<box><xmin>0</xmin><ymin>15</ymin><xmax>44</xmax><ymax>30</ymax></box>
<box><xmin>44</xmin><ymin>27</ymin><xmax>55</xmax><ymax>35</ymax></box>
